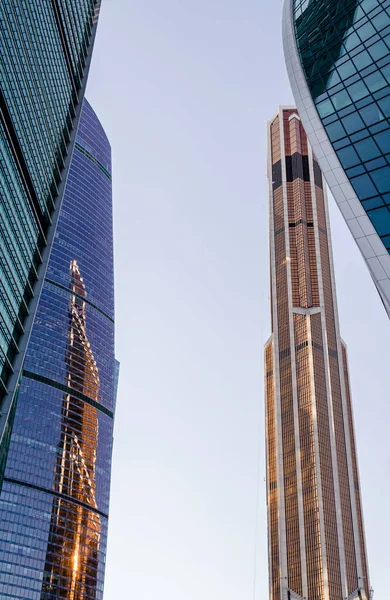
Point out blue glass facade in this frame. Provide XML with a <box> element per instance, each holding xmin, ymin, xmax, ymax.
<box><xmin>292</xmin><ymin>0</ymin><xmax>390</xmax><ymax>249</ymax></box>
<box><xmin>0</xmin><ymin>0</ymin><xmax>101</xmax><ymax>475</ymax></box>
<box><xmin>0</xmin><ymin>100</ymin><xmax>116</xmax><ymax>599</ymax></box>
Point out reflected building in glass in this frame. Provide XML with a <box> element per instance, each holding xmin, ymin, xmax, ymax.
<box><xmin>283</xmin><ymin>0</ymin><xmax>390</xmax><ymax>317</ymax></box>
<box><xmin>265</xmin><ymin>108</ymin><xmax>370</xmax><ymax>600</ymax></box>
<box><xmin>0</xmin><ymin>100</ymin><xmax>117</xmax><ymax>599</ymax></box>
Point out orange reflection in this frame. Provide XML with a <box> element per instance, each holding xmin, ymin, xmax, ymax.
<box><xmin>41</xmin><ymin>261</ymin><xmax>101</xmax><ymax>599</ymax></box>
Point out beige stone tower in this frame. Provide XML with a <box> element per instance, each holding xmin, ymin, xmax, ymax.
<box><xmin>265</xmin><ymin>107</ymin><xmax>370</xmax><ymax>600</ymax></box>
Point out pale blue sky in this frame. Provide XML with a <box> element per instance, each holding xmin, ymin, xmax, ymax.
<box><xmin>87</xmin><ymin>1</ymin><xmax>390</xmax><ymax>598</ymax></box>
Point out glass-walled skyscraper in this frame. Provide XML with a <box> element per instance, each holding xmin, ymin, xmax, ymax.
<box><xmin>0</xmin><ymin>0</ymin><xmax>102</xmax><ymax>481</ymax></box>
<box><xmin>265</xmin><ymin>107</ymin><xmax>370</xmax><ymax>600</ymax></box>
<box><xmin>283</xmin><ymin>0</ymin><xmax>390</xmax><ymax>317</ymax></box>
<box><xmin>0</xmin><ymin>100</ymin><xmax>117</xmax><ymax>600</ymax></box>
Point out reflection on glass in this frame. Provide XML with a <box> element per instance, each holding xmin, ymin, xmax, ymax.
<box><xmin>41</xmin><ymin>260</ymin><xmax>101</xmax><ymax>599</ymax></box>
<box><xmin>295</xmin><ymin>0</ymin><xmax>359</xmax><ymax>98</ymax></box>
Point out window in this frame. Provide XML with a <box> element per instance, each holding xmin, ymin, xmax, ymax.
<box><xmin>337</xmin><ymin>146</ymin><xmax>360</xmax><ymax>168</ymax></box>
<box><xmin>360</xmin><ymin>102</ymin><xmax>384</xmax><ymax>125</ymax></box>
<box><xmin>355</xmin><ymin>137</ymin><xmax>381</xmax><ymax>161</ymax></box>
<box><xmin>374</xmin><ymin>130</ymin><xmax>390</xmax><ymax>153</ymax></box>
<box><xmin>351</xmin><ymin>173</ymin><xmax>377</xmax><ymax>198</ymax></box>
<box><xmin>326</xmin><ymin>121</ymin><xmax>346</xmax><ymax>142</ymax></box>
<box><xmin>364</xmin><ymin>70</ymin><xmax>387</xmax><ymax>92</ymax></box>
<box><xmin>371</xmin><ymin>166</ymin><xmax>390</xmax><ymax>193</ymax></box>
<box><xmin>367</xmin><ymin>206</ymin><xmax>390</xmax><ymax>236</ymax></box>
<box><xmin>341</xmin><ymin>112</ymin><xmax>365</xmax><ymax>134</ymax></box>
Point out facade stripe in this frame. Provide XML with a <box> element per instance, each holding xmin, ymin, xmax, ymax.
<box><xmin>3</xmin><ymin>477</ymin><xmax>109</xmax><ymax>519</ymax></box>
<box><xmin>23</xmin><ymin>370</ymin><xmax>114</xmax><ymax>419</ymax></box>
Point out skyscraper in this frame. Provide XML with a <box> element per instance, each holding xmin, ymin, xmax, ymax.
<box><xmin>265</xmin><ymin>108</ymin><xmax>370</xmax><ymax>600</ymax></box>
<box><xmin>283</xmin><ymin>0</ymin><xmax>390</xmax><ymax>317</ymax></box>
<box><xmin>0</xmin><ymin>0</ymin><xmax>101</xmax><ymax>481</ymax></box>
<box><xmin>0</xmin><ymin>100</ymin><xmax>117</xmax><ymax>600</ymax></box>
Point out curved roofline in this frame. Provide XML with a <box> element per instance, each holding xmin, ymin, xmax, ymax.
<box><xmin>83</xmin><ymin>97</ymin><xmax>111</xmax><ymax>150</ymax></box>
<box><xmin>282</xmin><ymin>0</ymin><xmax>390</xmax><ymax>318</ymax></box>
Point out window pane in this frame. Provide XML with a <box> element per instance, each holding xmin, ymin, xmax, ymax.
<box><xmin>326</xmin><ymin>121</ymin><xmax>347</xmax><ymax>142</ymax></box>
<box><xmin>337</xmin><ymin>146</ymin><xmax>360</xmax><ymax>168</ymax></box>
<box><xmin>353</xmin><ymin>50</ymin><xmax>373</xmax><ymax>70</ymax></box>
<box><xmin>368</xmin><ymin>40</ymin><xmax>389</xmax><ymax>60</ymax></box>
<box><xmin>349</xmin><ymin>80</ymin><xmax>370</xmax><ymax>101</ymax></box>
<box><xmin>351</xmin><ymin>173</ymin><xmax>377</xmax><ymax>198</ymax></box>
<box><xmin>364</xmin><ymin>70</ymin><xmax>387</xmax><ymax>92</ymax></box>
<box><xmin>360</xmin><ymin>103</ymin><xmax>384</xmax><ymax>125</ymax></box>
<box><xmin>317</xmin><ymin>98</ymin><xmax>334</xmax><ymax>118</ymax></box>
<box><xmin>374</xmin><ymin>130</ymin><xmax>390</xmax><ymax>153</ymax></box>
<box><xmin>355</xmin><ymin>137</ymin><xmax>381</xmax><ymax>161</ymax></box>
<box><xmin>332</xmin><ymin>89</ymin><xmax>352</xmax><ymax>110</ymax></box>
<box><xmin>371</xmin><ymin>166</ymin><xmax>390</xmax><ymax>193</ymax></box>
<box><xmin>341</xmin><ymin>112</ymin><xmax>365</xmax><ymax>134</ymax></box>
<box><xmin>367</xmin><ymin>206</ymin><xmax>390</xmax><ymax>236</ymax></box>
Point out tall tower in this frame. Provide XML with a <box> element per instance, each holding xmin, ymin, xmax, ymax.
<box><xmin>0</xmin><ymin>0</ymin><xmax>102</xmax><ymax>482</ymax></box>
<box><xmin>265</xmin><ymin>107</ymin><xmax>370</xmax><ymax>600</ymax></box>
<box><xmin>0</xmin><ymin>100</ymin><xmax>117</xmax><ymax>599</ymax></box>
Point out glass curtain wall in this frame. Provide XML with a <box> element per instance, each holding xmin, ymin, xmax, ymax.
<box><xmin>0</xmin><ymin>0</ymin><xmax>101</xmax><ymax>479</ymax></box>
<box><xmin>293</xmin><ymin>0</ymin><xmax>390</xmax><ymax>252</ymax></box>
<box><xmin>0</xmin><ymin>100</ymin><xmax>117</xmax><ymax>600</ymax></box>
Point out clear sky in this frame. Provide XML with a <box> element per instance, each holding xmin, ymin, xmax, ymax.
<box><xmin>86</xmin><ymin>1</ymin><xmax>390</xmax><ymax>598</ymax></box>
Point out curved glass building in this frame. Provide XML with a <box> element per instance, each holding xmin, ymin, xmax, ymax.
<box><xmin>283</xmin><ymin>0</ymin><xmax>390</xmax><ymax>317</ymax></box>
<box><xmin>0</xmin><ymin>100</ymin><xmax>117</xmax><ymax>600</ymax></box>
<box><xmin>0</xmin><ymin>0</ymin><xmax>102</xmax><ymax>483</ymax></box>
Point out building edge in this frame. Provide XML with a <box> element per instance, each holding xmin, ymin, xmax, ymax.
<box><xmin>282</xmin><ymin>0</ymin><xmax>390</xmax><ymax>319</ymax></box>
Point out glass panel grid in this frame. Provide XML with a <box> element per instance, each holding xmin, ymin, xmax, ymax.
<box><xmin>294</xmin><ymin>0</ymin><xmax>390</xmax><ymax>251</ymax></box>
<box><xmin>0</xmin><ymin>0</ymin><xmax>99</xmax><ymax>403</ymax></box>
<box><xmin>0</xmin><ymin>100</ymin><xmax>116</xmax><ymax>599</ymax></box>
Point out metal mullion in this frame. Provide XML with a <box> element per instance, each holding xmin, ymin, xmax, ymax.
<box><xmin>0</xmin><ymin>235</ymin><xmax>32</xmax><ymax>314</ymax></box>
<box><xmin>51</xmin><ymin>0</ymin><xmax>79</xmax><ymax>94</ymax></box>
<box><xmin>37</xmin><ymin>0</ymin><xmax>73</xmax><ymax>125</ymax></box>
<box><xmin>0</xmin><ymin>303</ymin><xmax>22</xmax><ymax>357</ymax></box>
<box><xmin>0</xmin><ymin>195</ymin><xmax>35</xmax><ymax>292</ymax></box>
<box><xmin>0</xmin><ymin>166</ymin><xmax>42</xmax><ymax>267</ymax></box>
<box><xmin>0</xmin><ymin>281</ymin><xmax>26</xmax><ymax>338</ymax></box>
<box><xmin>9</xmin><ymin>8</ymin><xmax>59</xmax><ymax>215</ymax></box>
<box><xmin>0</xmin><ymin>136</ymin><xmax>41</xmax><ymax>255</ymax></box>
<box><xmin>57</xmin><ymin>1</ymin><xmax>79</xmax><ymax>76</ymax></box>
<box><xmin>0</xmin><ymin>226</ymin><xmax>31</xmax><ymax>304</ymax></box>
<box><xmin>0</xmin><ymin>37</ymin><xmax>52</xmax><ymax>221</ymax></box>
<box><xmin>0</xmin><ymin>290</ymin><xmax>23</xmax><ymax>353</ymax></box>
<box><xmin>19</xmin><ymin>19</ymin><xmax>62</xmax><ymax>215</ymax></box>
<box><xmin>0</xmin><ymin>337</ymin><xmax>15</xmax><ymax>377</ymax></box>
<box><xmin>63</xmin><ymin>0</ymin><xmax>86</xmax><ymax>82</ymax></box>
<box><xmin>0</xmin><ymin>282</ymin><xmax>25</xmax><ymax>341</ymax></box>
<box><xmin>21</xmin><ymin>7</ymin><xmax>64</xmax><ymax>179</ymax></box>
<box><xmin>0</xmin><ymin>62</ymin><xmax>48</xmax><ymax>238</ymax></box>
<box><xmin>0</xmin><ymin>159</ymin><xmax>40</xmax><ymax>265</ymax></box>
<box><xmin>19</xmin><ymin>3</ymin><xmax>75</xmax><ymax>213</ymax></box>
<box><xmin>71</xmin><ymin>0</ymin><xmax>95</xmax><ymax>69</ymax></box>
